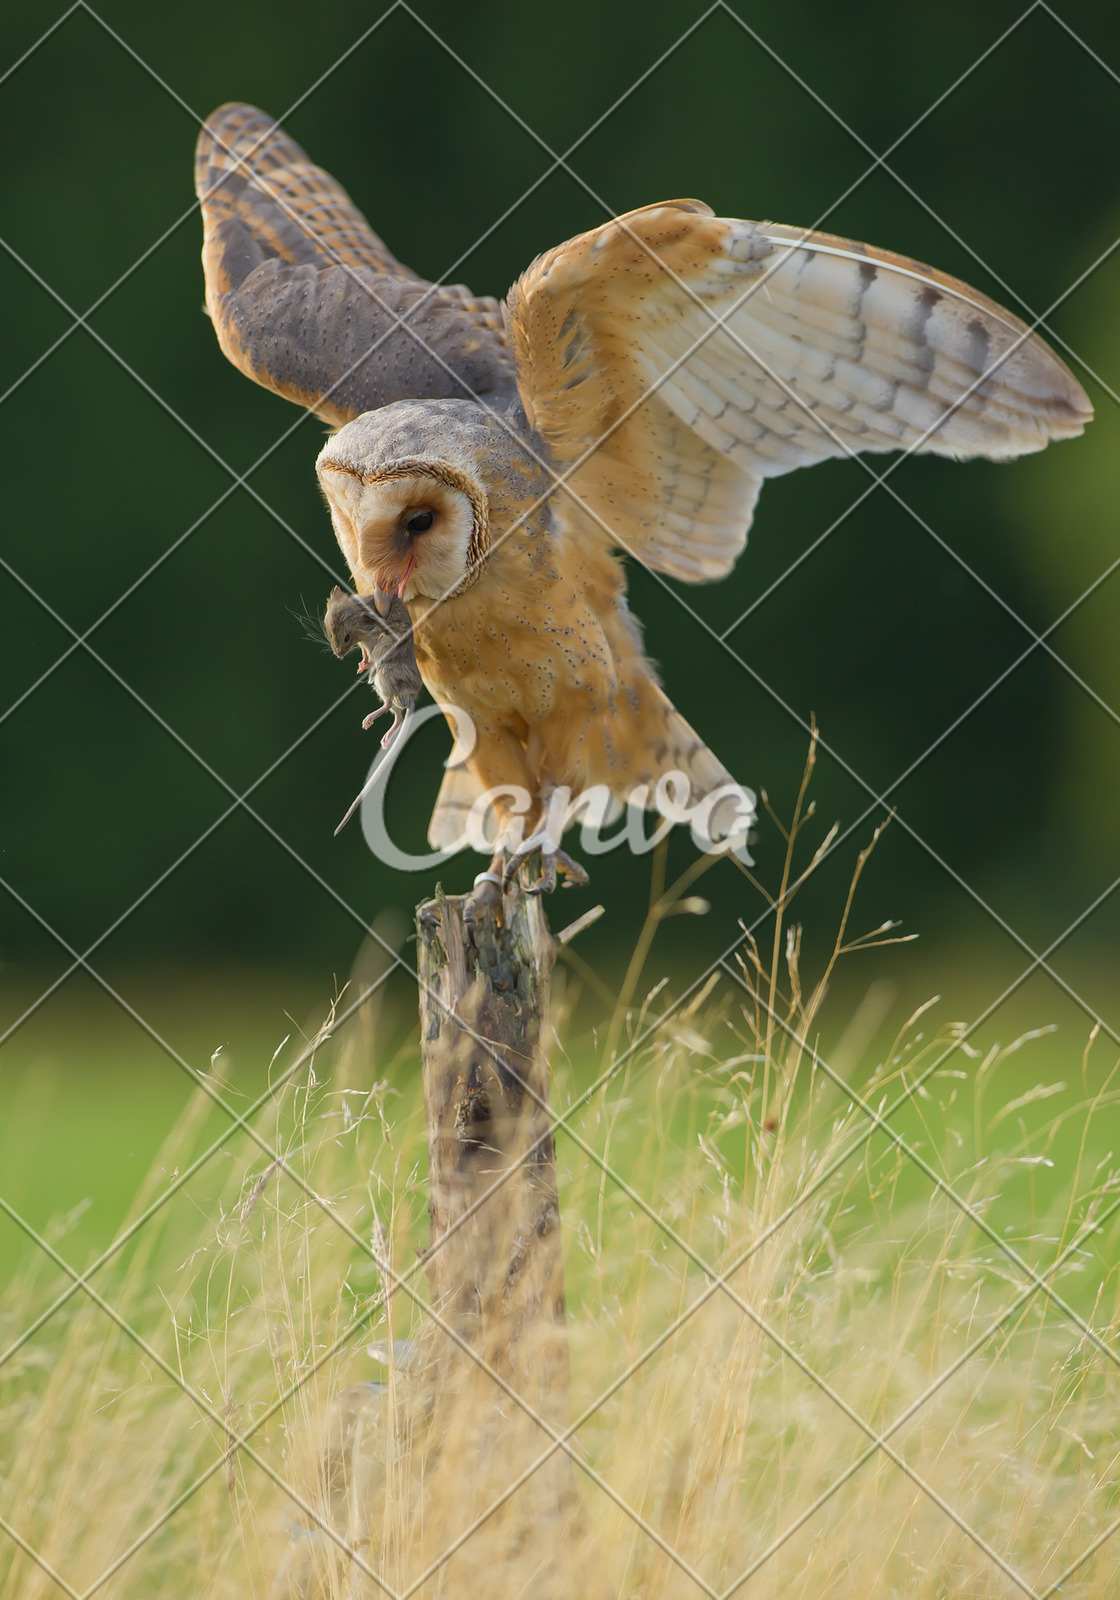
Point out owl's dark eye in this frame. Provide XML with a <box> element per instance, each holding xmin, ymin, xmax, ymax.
<box><xmin>405</xmin><ymin>509</ymin><xmax>434</xmax><ymax>535</ymax></box>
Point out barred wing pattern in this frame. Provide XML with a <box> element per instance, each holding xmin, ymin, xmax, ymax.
<box><xmin>505</xmin><ymin>203</ymin><xmax>1092</xmax><ymax>581</ymax></box>
<box><xmin>195</xmin><ymin>103</ymin><xmax>514</xmax><ymax>426</ymax></box>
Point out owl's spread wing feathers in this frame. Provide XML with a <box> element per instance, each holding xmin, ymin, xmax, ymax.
<box><xmin>195</xmin><ymin>108</ymin><xmax>1090</xmax><ymax>581</ymax></box>
<box><xmin>505</xmin><ymin>203</ymin><xmax>1092</xmax><ymax>581</ymax></box>
<box><xmin>195</xmin><ymin>103</ymin><xmax>514</xmax><ymax>425</ymax></box>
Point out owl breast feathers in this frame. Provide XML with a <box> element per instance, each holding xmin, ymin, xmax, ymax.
<box><xmin>195</xmin><ymin>104</ymin><xmax>1090</xmax><ymax>862</ymax></box>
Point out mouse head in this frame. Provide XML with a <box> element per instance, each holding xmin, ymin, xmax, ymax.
<box><xmin>322</xmin><ymin>585</ymin><xmax>383</xmax><ymax>661</ymax></box>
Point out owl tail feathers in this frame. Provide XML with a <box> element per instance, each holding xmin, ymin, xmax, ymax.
<box><xmin>425</xmin><ymin>697</ymin><xmax>756</xmax><ymax>861</ymax></box>
<box><xmin>428</xmin><ymin>762</ymin><xmax>496</xmax><ymax>851</ymax></box>
<box><xmin>640</xmin><ymin>696</ymin><xmax>757</xmax><ymax>856</ymax></box>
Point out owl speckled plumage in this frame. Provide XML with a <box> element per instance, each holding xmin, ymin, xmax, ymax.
<box><xmin>196</xmin><ymin>103</ymin><xmax>1091</xmax><ymax>884</ymax></box>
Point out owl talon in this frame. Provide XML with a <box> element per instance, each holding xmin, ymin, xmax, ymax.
<box><xmin>504</xmin><ymin>845</ymin><xmax>588</xmax><ymax>894</ymax></box>
<box><xmin>528</xmin><ymin>854</ymin><xmax>558</xmax><ymax>895</ymax></box>
<box><xmin>555</xmin><ymin>848</ymin><xmax>589</xmax><ymax>888</ymax></box>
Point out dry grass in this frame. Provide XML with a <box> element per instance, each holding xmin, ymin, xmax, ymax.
<box><xmin>3</xmin><ymin>758</ymin><xmax>1120</xmax><ymax>1600</ymax></box>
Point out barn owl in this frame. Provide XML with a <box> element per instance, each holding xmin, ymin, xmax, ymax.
<box><xmin>195</xmin><ymin>103</ymin><xmax>1091</xmax><ymax>898</ymax></box>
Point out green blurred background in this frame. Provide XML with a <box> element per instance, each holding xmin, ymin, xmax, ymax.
<box><xmin>2</xmin><ymin>0</ymin><xmax>1119</xmax><ymax>1266</ymax></box>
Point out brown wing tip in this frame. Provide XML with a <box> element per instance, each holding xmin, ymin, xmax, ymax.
<box><xmin>1018</xmin><ymin>340</ymin><xmax>1093</xmax><ymax>442</ymax></box>
<box><xmin>197</xmin><ymin>101</ymin><xmax>273</xmax><ymax>148</ymax></box>
<box><xmin>194</xmin><ymin>102</ymin><xmax>281</xmax><ymax>196</ymax></box>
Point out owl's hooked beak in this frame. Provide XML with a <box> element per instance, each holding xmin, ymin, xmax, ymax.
<box><xmin>371</xmin><ymin>551</ymin><xmax>417</xmax><ymax>614</ymax></box>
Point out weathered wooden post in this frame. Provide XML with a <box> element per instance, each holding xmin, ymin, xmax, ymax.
<box><xmin>415</xmin><ymin>877</ymin><xmax>573</xmax><ymax>1515</ymax></box>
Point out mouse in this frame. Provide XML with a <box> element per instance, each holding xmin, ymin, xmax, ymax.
<box><xmin>322</xmin><ymin>586</ymin><xmax>423</xmax><ymax>749</ymax></box>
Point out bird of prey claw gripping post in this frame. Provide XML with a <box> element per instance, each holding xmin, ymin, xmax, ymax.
<box><xmin>197</xmin><ymin>103</ymin><xmax>1091</xmax><ymax>886</ymax></box>
<box><xmin>503</xmin><ymin>844</ymin><xmax>590</xmax><ymax>896</ymax></box>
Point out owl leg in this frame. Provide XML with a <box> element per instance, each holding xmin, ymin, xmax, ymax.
<box><xmin>463</xmin><ymin>857</ymin><xmax>505</xmax><ymax>931</ymax></box>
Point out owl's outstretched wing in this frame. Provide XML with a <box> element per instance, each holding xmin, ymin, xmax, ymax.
<box><xmin>195</xmin><ymin>103</ymin><xmax>515</xmax><ymax>425</ymax></box>
<box><xmin>504</xmin><ymin>202</ymin><xmax>1091</xmax><ymax>581</ymax></box>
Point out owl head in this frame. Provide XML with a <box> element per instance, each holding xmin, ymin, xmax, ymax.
<box><xmin>316</xmin><ymin>405</ymin><xmax>492</xmax><ymax>614</ymax></box>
